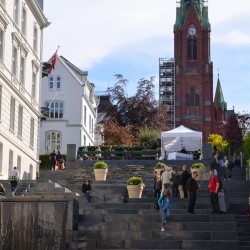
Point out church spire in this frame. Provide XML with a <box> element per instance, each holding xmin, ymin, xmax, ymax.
<box><xmin>214</xmin><ymin>74</ymin><xmax>227</xmax><ymax>111</ymax></box>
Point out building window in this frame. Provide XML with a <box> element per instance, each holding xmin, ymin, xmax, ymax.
<box><xmin>32</xmin><ymin>72</ymin><xmax>36</xmax><ymax>99</ymax></box>
<box><xmin>89</xmin><ymin>114</ymin><xmax>91</xmax><ymax>133</ymax></box>
<box><xmin>33</xmin><ymin>26</ymin><xmax>38</xmax><ymax>52</ymax></box>
<box><xmin>12</xmin><ymin>46</ymin><xmax>18</xmax><ymax>77</ymax></box>
<box><xmin>191</xmin><ymin>87</ymin><xmax>195</xmax><ymax>106</ymax></box>
<box><xmin>56</xmin><ymin>76</ymin><xmax>61</xmax><ymax>89</ymax></box>
<box><xmin>84</xmin><ymin>105</ymin><xmax>86</xmax><ymax>126</ymax></box>
<box><xmin>30</xmin><ymin>117</ymin><xmax>34</xmax><ymax>147</ymax></box>
<box><xmin>49</xmin><ymin>76</ymin><xmax>53</xmax><ymax>89</ymax></box>
<box><xmin>196</xmin><ymin>93</ymin><xmax>200</xmax><ymax>106</ymax></box>
<box><xmin>0</xmin><ymin>30</ymin><xmax>3</xmax><ymax>61</ymax></box>
<box><xmin>19</xmin><ymin>56</ymin><xmax>25</xmax><ymax>85</ymax></box>
<box><xmin>187</xmin><ymin>37</ymin><xmax>197</xmax><ymax>60</ymax></box>
<box><xmin>45</xmin><ymin>101</ymin><xmax>64</xmax><ymax>119</ymax></box>
<box><xmin>186</xmin><ymin>93</ymin><xmax>190</xmax><ymax>106</ymax></box>
<box><xmin>13</xmin><ymin>0</ymin><xmax>19</xmax><ymax>25</ymax></box>
<box><xmin>10</xmin><ymin>97</ymin><xmax>15</xmax><ymax>131</ymax></box>
<box><xmin>46</xmin><ymin>131</ymin><xmax>61</xmax><ymax>153</ymax></box>
<box><xmin>0</xmin><ymin>85</ymin><xmax>2</xmax><ymax>120</ymax></box>
<box><xmin>18</xmin><ymin>105</ymin><xmax>23</xmax><ymax>137</ymax></box>
<box><xmin>21</xmin><ymin>7</ymin><xmax>27</xmax><ymax>36</ymax></box>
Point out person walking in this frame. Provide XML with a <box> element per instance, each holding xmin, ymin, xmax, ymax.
<box><xmin>209</xmin><ymin>169</ymin><xmax>220</xmax><ymax>214</ymax></box>
<box><xmin>181</xmin><ymin>165</ymin><xmax>191</xmax><ymax>198</ymax></box>
<box><xmin>186</xmin><ymin>171</ymin><xmax>199</xmax><ymax>214</ymax></box>
<box><xmin>153</xmin><ymin>174</ymin><xmax>162</xmax><ymax>209</ymax></box>
<box><xmin>49</xmin><ymin>150</ymin><xmax>57</xmax><ymax>170</ymax></box>
<box><xmin>223</xmin><ymin>155</ymin><xmax>231</xmax><ymax>180</ymax></box>
<box><xmin>160</xmin><ymin>166</ymin><xmax>172</xmax><ymax>195</ymax></box>
<box><xmin>171</xmin><ymin>168</ymin><xmax>180</xmax><ymax>198</ymax></box>
<box><xmin>158</xmin><ymin>189</ymin><xmax>172</xmax><ymax>232</ymax></box>
<box><xmin>9</xmin><ymin>167</ymin><xmax>20</xmax><ymax>197</ymax></box>
<box><xmin>56</xmin><ymin>151</ymin><xmax>64</xmax><ymax>170</ymax></box>
<box><xmin>82</xmin><ymin>179</ymin><xmax>92</xmax><ymax>203</ymax></box>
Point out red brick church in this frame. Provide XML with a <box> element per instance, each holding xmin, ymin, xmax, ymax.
<box><xmin>160</xmin><ymin>0</ymin><xmax>227</xmax><ymax>142</ymax></box>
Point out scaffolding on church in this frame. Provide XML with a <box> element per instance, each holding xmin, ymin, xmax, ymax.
<box><xmin>159</xmin><ymin>57</ymin><xmax>175</xmax><ymax>129</ymax></box>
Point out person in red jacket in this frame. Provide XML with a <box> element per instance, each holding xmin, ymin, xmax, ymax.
<box><xmin>208</xmin><ymin>169</ymin><xmax>220</xmax><ymax>214</ymax></box>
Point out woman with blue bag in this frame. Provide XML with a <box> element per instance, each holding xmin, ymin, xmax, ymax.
<box><xmin>158</xmin><ymin>189</ymin><xmax>172</xmax><ymax>231</ymax></box>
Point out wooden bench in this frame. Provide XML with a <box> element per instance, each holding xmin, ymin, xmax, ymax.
<box><xmin>141</xmin><ymin>149</ymin><xmax>159</xmax><ymax>160</ymax></box>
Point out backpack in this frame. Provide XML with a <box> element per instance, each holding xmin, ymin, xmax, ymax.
<box><xmin>214</xmin><ymin>177</ymin><xmax>223</xmax><ymax>191</ymax></box>
<box><xmin>228</xmin><ymin>161</ymin><xmax>234</xmax><ymax>169</ymax></box>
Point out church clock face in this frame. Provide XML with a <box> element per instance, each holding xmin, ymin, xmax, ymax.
<box><xmin>188</xmin><ymin>27</ymin><xmax>196</xmax><ymax>36</ymax></box>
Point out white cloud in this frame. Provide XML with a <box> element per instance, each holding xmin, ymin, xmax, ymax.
<box><xmin>43</xmin><ymin>0</ymin><xmax>250</xmax><ymax>112</ymax></box>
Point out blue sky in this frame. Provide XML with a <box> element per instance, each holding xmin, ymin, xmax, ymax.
<box><xmin>43</xmin><ymin>0</ymin><xmax>250</xmax><ymax>113</ymax></box>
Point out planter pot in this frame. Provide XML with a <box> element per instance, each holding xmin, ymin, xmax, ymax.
<box><xmin>154</xmin><ymin>169</ymin><xmax>163</xmax><ymax>175</ymax></box>
<box><xmin>127</xmin><ymin>185</ymin><xmax>144</xmax><ymax>198</ymax></box>
<box><xmin>191</xmin><ymin>168</ymin><xmax>204</xmax><ymax>181</ymax></box>
<box><xmin>94</xmin><ymin>168</ymin><xmax>108</xmax><ymax>181</ymax></box>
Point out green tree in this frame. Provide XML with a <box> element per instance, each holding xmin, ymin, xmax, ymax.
<box><xmin>243</xmin><ymin>132</ymin><xmax>250</xmax><ymax>163</ymax></box>
<box><xmin>137</xmin><ymin>127</ymin><xmax>160</xmax><ymax>148</ymax></box>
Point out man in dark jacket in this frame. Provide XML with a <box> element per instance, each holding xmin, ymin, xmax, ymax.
<box><xmin>82</xmin><ymin>180</ymin><xmax>91</xmax><ymax>203</ymax></box>
<box><xmin>181</xmin><ymin>165</ymin><xmax>191</xmax><ymax>198</ymax></box>
<box><xmin>186</xmin><ymin>171</ymin><xmax>199</xmax><ymax>214</ymax></box>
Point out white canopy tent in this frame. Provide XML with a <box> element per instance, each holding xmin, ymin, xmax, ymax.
<box><xmin>161</xmin><ymin>125</ymin><xmax>202</xmax><ymax>159</ymax></box>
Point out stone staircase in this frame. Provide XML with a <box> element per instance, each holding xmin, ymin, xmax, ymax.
<box><xmin>11</xmin><ymin>160</ymin><xmax>250</xmax><ymax>250</ymax></box>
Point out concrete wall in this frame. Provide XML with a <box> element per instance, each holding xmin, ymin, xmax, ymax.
<box><xmin>0</xmin><ymin>199</ymin><xmax>71</xmax><ymax>250</ymax></box>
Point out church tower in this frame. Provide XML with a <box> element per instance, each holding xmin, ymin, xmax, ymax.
<box><xmin>174</xmin><ymin>0</ymin><xmax>221</xmax><ymax>141</ymax></box>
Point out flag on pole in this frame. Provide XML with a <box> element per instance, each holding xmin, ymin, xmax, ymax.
<box><xmin>42</xmin><ymin>47</ymin><xmax>59</xmax><ymax>78</ymax></box>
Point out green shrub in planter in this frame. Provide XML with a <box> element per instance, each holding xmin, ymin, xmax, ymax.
<box><xmin>191</xmin><ymin>163</ymin><xmax>205</xmax><ymax>171</ymax></box>
<box><xmin>154</xmin><ymin>162</ymin><xmax>166</xmax><ymax>169</ymax></box>
<box><xmin>127</xmin><ymin>176</ymin><xmax>144</xmax><ymax>186</ymax></box>
<box><xmin>94</xmin><ymin>161</ymin><xmax>108</xmax><ymax>169</ymax></box>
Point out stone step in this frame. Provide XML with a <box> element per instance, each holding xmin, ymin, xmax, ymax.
<box><xmin>78</xmin><ymin>221</ymin><xmax>237</xmax><ymax>232</ymax></box>
<box><xmin>74</xmin><ymin>230</ymin><xmax>238</xmax><ymax>241</ymax></box>
<box><xmin>79</xmin><ymin>214</ymin><xmax>236</xmax><ymax>223</ymax></box>
<box><xmin>72</xmin><ymin>239</ymin><xmax>240</xmax><ymax>249</ymax></box>
<box><xmin>81</xmin><ymin>208</ymin><xmax>213</xmax><ymax>215</ymax></box>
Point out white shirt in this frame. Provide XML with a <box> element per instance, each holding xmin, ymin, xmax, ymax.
<box><xmin>161</xmin><ymin>170</ymin><xmax>172</xmax><ymax>184</ymax></box>
<box><xmin>10</xmin><ymin>169</ymin><xmax>19</xmax><ymax>178</ymax></box>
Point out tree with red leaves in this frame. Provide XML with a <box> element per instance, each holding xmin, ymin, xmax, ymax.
<box><xmin>103</xmin><ymin>119</ymin><xmax>134</xmax><ymax>146</ymax></box>
<box><xmin>220</xmin><ymin>112</ymin><xmax>250</xmax><ymax>153</ymax></box>
<box><xmin>105</xmin><ymin>74</ymin><xmax>170</xmax><ymax>137</ymax></box>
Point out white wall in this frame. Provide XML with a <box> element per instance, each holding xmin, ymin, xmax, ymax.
<box><xmin>40</xmin><ymin>56</ymin><xmax>98</xmax><ymax>155</ymax></box>
<box><xmin>0</xmin><ymin>0</ymin><xmax>48</xmax><ymax>180</ymax></box>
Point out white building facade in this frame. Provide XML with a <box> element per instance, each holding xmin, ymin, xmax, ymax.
<box><xmin>0</xmin><ymin>0</ymin><xmax>49</xmax><ymax>180</ymax></box>
<box><xmin>40</xmin><ymin>56</ymin><xmax>99</xmax><ymax>156</ymax></box>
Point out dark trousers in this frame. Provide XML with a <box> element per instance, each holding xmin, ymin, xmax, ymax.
<box><xmin>154</xmin><ymin>189</ymin><xmax>161</xmax><ymax>199</ymax></box>
<box><xmin>172</xmin><ymin>184</ymin><xmax>179</xmax><ymax>198</ymax></box>
<box><xmin>10</xmin><ymin>181</ymin><xmax>17</xmax><ymax>192</ymax></box>
<box><xmin>210</xmin><ymin>192</ymin><xmax>219</xmax><ymax>213</ymax></box>
<box><xmin>84</xmin><ymin>192</ymin><xmax>91</xmax><ymax>202</ymax></box>
<box><xmin>188</xmin><ymin>191</ymin><xmax>197</xmax><ymax>214</ymax></box>
<box><xmin>183</xmin><ymin>185</ymin><xmax>188</xmax><ymax>198</ymax></box>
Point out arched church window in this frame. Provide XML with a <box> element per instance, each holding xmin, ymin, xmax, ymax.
<box><xmin>195</xmin><ymin>93</ymin><xmax>199</xmax><ymax>106</ymax></box>
<box><xmin>186</xmin><ymin>93</ymin><xmax>190</xmax><ymax>106</ymax></box>
<box><xmin>191</xmin><ymin>87</ymin><xmax>194</xmax><ymax>106</ymax></box>
<box><xmin>187</xmin><ymin>37</ymin><xmax>197</xmax><ymax>60</ymax></box>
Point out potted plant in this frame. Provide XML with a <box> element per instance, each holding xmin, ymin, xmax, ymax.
<box><xmin>154</xmin><ymin>162</ymin><xmax>166</xmax><ymax>175</ymax></box>
<box><xmin>126</xmin><ymin>176</ymin><xmax>145</xmax><ymax>198</ymax></box>
<box><xmin>94</xmin><ymin>161</ymin><xmax>108</xmax><ymax>181</ymax></box>
<box><xmin>190</xmin><ymin>163</ymin><xmax>205</xmax><ymax>180</ymax></box>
